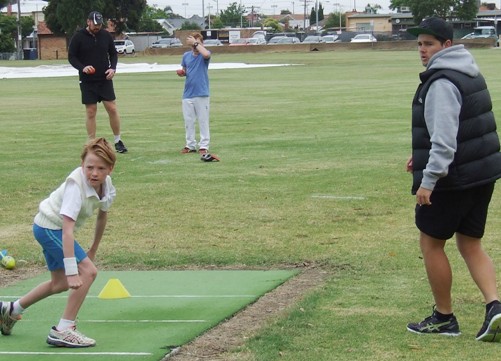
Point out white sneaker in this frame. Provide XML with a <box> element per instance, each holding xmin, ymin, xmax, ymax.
<box><xmin>0</xmin><ymin>301</ymin><xmax>21</xmax><ymax>336</ymax></box>
<box><xmin>46</xmin><ymin>326</ymin><xmax>96</xmax><ymax>348</ymax></box>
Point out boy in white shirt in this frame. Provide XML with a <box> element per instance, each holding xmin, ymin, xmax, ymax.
<box><xmin>0</xmin><ymin>137</ymin><xmax>116</xmax><ymax>347</ymax></box>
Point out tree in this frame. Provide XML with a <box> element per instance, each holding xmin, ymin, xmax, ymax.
<box><xmin>389</xmin><ymin>0</ymin><xmax>478</xmax><ymax>23</ymax></box>
<box><xmin>136</xmin><ymin>4</ymin><xmax>167</xmax><ymax>32</ymax></box>
<box><xmin>310</xmin><ymin>3</ymin><xmax>324</xmax><ymax>24</ymax></box>
<box><xmin>0</xmin><ymin>13</ymin><xmax>34</xmax><ymax>51</ymax></box>
<box><xmin>262</xmin><ymin>18</ymin><xmax>283</xmax><ymax>32</ymax></box>
<box><xmin>211</xmin><ymin>17</ymin><xmax>224</xmax><ymax>29</ymax></box>
<box><xmin>43</xmin><ymin>0</ymin><xmax>147</xmax><ymax>36</ymax></box>
<box><xmin>324</xmin><ymin>11</ymin><xmax>344</xmax><ymax>30</ymax></box>
<box><xmin>219</xmin><ymin>2</ymin><xmax>246</xmax><ymax>28</ymax></box>
<box><xmin>0</xmin><ymin>14</ymin><xmax>16</xmax><ymax>52</ymax></box>
<box><xmin>365</xmin><ymin>3</ymin><xmax>382</xmax><ymax>14</ymax></box>
<box><xmin>180</xmin><ymin>21</ymin><xmax>201</xmax><ymax>30</ymax></box>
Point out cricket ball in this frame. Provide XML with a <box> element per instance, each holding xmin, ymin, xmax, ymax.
<box><xmin>87</xmin><ymin>66</ymin><xmax>95</xmax><ymax>74</ymax></box>
<box><xmin>1</xmin><ymin>255</ymin><xmax>15</xmax><ymax>270</ymax></box>
<box><xmin>176</xmin><ymin>69</ymin><xmax>185</xmax><ymax>76</ymax></box>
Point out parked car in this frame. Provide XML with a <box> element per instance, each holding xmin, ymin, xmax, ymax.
<box><xmin>302</xmin><ymin>35</ymin><xmax>322</xmax><ymax>43</ymax></box>
<box><xmin>252</xmin><ymin>30</ymin><xmax>267</xmax><ymax>39</ymax></box>
<box><xmin>276</xmin><ymin>37</ymin><xmax>301</xmax><ymax>44</ymax></box>
<box><xmin>267</xmin><ymin>36</ymin><xmax>288</xmax><ymax>44</ymax></box>
<box><xmin>114</xmin><ymin>39</ymin><xmax>135</xmax><ymax>55</ymax></box>
<box><xmin>229</xmin><ymin>38</ymin><xmax>250</xmax><ymax>46</ymax></box>
<box><xmin>203</xmin><ymin>39</ymin><xmax>224</xmax><ymax>46</ymax></box>
<box><xmin>247</xmin><ymin>37</ymin><xmax>266</xmax><ymax>45</ymax></box>
<box><xmin>151</xmin><ymin>38</ymin><xmax>183</xmax><ymax>48</ymax></box>
<box><xmin>350</xmin><ymin>34</ymin><xmax>377</xmax><ymax>43</ymax></box>
<box><xmin>321</xmin><ymin>34</ymin><xmax>340</xmax><ymax>43</ymax></box>
<box><xmin>461</xmin><ymin>26</ymin><xmax>498</xmax><ymax>46</ymax></box>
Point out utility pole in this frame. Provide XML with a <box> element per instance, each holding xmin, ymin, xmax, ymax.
<box><xmin>334</xmin><ymin>2</ymin><xmax>342</xmax><ymax>32</ymax></box>
<box><xmin>17</xmin><ymin>0</ymin><xmax>22</xmax><ymax>59</ymax></box>
<box><xmin>202</xmin><ymin>0</ymin><xmax>205</xmax><ymax>27</ymax></box>
<box><xmin>303</xmin><ymin>0</ymin><xmax>307</xmax><ymax>30</ymax></box>
<box><xmin>315</xmin><ymin>0</ymin><xmax>319</xmax><ymax>34</ymax></box>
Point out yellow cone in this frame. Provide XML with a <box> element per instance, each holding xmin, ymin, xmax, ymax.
<box><xmin>98</xmin><ymin>278</ymin><xmax>131</xmax><ymax>299</ymax></box>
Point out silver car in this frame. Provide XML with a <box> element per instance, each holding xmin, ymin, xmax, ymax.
<box><xmin>302</xmin><ymin>35</ymin><xmax>322</xmax><ymax>43</ymax></box>
<box><xmin>151</xmin><ymin>38</ymin><xmax>183</xmax><ymax>48</ymax></box>
<box><xmin>203</xmin><ymin>39</ymin><xmax>224</xmax><ymax>46</ymax></box>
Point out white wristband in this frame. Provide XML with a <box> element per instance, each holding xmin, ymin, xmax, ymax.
<box><xmin>63</xmin><ymin>257</ymin><xmax>78</xmax><ymax>276</ymax></box>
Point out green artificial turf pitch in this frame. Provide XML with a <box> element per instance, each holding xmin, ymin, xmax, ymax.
<box><xmin>0</xmin><ymin>270</ymin><xmax>296</xmax><ymax>360</ymax></box>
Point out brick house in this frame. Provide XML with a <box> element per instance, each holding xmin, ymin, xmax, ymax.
<box><xmin>37</xmin><ymin>20</ymin><xmax>117</xmax><ymax>60</ymax></box>
<box><xmin>37</xmin><ymin>21</ymin><xmax>67</xmax><ymax>60</ymax></box>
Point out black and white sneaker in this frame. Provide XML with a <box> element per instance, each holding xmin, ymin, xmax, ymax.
<box><xmin>476</xmin><ymin>302</ymin><xmax>501</xmax><ymax>342</ymax></box>
<box><xmin>0</xmin><ymin>301</ymin><xmax>21</xmax><ymax>336</ymax></box>
<box><xmin>407</xmin><ymin>308</ymin><xmax>461</xmax><ymax>336</ymax></box>
<box><xmin>115</xmin><ymin>140</ymin><xmax>128</xmax><ymax>153</ymax></box>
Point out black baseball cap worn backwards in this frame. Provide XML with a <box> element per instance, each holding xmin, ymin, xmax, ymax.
<box><xmin>88</xmin><ymin>11</ymin><xmax>103</xmax><ymax>25</ymax></box>
<box><xmin>407</xmin><ymin>17</ymin><xmax>453</xmax><ymax>42</ymax></box>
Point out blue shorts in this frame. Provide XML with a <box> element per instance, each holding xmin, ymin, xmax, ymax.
<box><xmin>415</xmin><ymin>182</ymin><xmax>495</xmax><ymax>240</ymax></box>
<box><xmin>32</xmin><ymin>224</ymin><xmax>87</xmax><ymax>271</ymax></box>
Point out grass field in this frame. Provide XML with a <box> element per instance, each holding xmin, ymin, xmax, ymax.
<box><xmin>2</xmin><ymin>47</ymin><xmax>501</xmax><ymax>360</ymax></box>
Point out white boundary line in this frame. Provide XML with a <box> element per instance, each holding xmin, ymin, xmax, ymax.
<box><xmin>84</xmin><ymin>319</ymin><xmax>207</xmax><ymax>323</ymax></box>
<box><xmin>0</xmin><ymin>63</ymin><xmax>295</xmax><ymax>79</ymax></box>
<box><xmin>311</xmin><ymin>194</ymin><xmax>366</xmax><ymax>200</ymax></box>
<box><xmin>0</xmin><ymin>351</ymin><xmax>152</xmax><ymax>356</ymax></box>
<box><xmin>0</xmin><ymin>294</ymin><xmax>257</xmax><ymax>299</ymax></box>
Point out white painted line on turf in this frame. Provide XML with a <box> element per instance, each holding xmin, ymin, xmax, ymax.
<box><xmin>0</xmin><ymin>351</ymin><xmax>152</xmax><ymax>356</ymax></box>
<box><xmin>84</xmin><ymin>319</ymin><xmax>207</xmax><ymax>323</ymax></box>
<box><xmin>311</xmin><ymin>194</ymin><xmax>366</xmax><ymax>200</ymax></box>
<box><xmin>0</xmin><ymin>294</ymin><xmax>257</xmax><ymax>299</ymax></box>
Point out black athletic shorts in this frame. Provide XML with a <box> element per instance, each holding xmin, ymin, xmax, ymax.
<box><xmin>80</xmin><ymin>80</ymin><xmax>116</xmax><ymax>104</ymax></box>
<box><xmin>415</xmin><ymin>182</ymin><xmax>495</xmax><ymax>240</ymax></box>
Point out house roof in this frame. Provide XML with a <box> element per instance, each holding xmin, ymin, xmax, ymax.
<box><xmin>1</xmin><ymin>0</ymin><xmax>47</xmax><ymax>14</ymax></box>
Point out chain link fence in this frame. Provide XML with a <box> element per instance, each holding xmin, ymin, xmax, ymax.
<box><xmin>0</xmin><ymin>52</ymin><xmax>22</xmax><ymax>60</ymax></box>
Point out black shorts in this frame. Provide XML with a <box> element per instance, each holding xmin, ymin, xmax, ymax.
<box><xmin>80</xmin><ymin>80</ymin><xmax>116</xmax><ymax>104</ymax></box>
<box><xmin>415</xmin><ymin>182</ymin><xmax>495</xmax><ymax>240</ymax></box>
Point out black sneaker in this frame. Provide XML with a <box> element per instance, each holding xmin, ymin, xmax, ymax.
<box><xmin>115</xmin><ymin>140</ymin><xmax>128</xmax><ymax>153</ymax></box>
<box><xmin>476</xmin><ymin>302</ymin><xmax>501</xmax><ymax>342</ymax></box>
<box><xmin>407</xmin><ymin>308</ymin><xmax>461</xmax><ymax>336</ymax></box>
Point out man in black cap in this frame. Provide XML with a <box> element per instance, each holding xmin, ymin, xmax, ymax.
<box><xmin>405</xmin><ymin>17</ymin><xmax>501</xmax><ymax>342</ymax></box>
<box><xmin>68</xmin><ymin>11</ymin><xmax>128</xmax><ymax>153</ymax></box>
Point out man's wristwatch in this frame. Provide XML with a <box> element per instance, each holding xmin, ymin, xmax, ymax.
<box><xmin>193</xmin><ymin>42</ymin><xmax>199</xmax><ymax>47</ymax></box>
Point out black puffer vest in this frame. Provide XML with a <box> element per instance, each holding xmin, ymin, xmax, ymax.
<box><xmin>411</xmin><ymin>68</ymin><xmax>501</xmax><ymax>194</ymax></box>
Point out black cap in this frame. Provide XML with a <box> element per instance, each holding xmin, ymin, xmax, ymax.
<box><xmin>407</xmin><ymin>17</ymin><xmax>453</xmax><ymax>41</ymax></box>
<box><xmin>88</xmin><ymin>11</ymin><xmax>103</xmax><ymax>25</ymax></box>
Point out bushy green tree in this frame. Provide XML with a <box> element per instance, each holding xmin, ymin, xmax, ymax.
<box><xmin>390</xmin><ymin>0</ymin><xmax>478</xmax><ymax>23</ymax></box>
<box><xmin>137</xmin><ymin>4</ymin><xmax>166</xmax><ymax>32</ymax></box>
<box><xmin>180</xmin><ymin>21</ymin><xmax>201</xmax><ymax>30</ymax></box>
<box><xmin>219</xmin><ymin>2</ymin><xmax>246</xmax><ymax>27</ymax></box>
<box><xmin>211</xmin><ymin>17</ymin><xmax>224</xmax><ymax>29</ymax></box>
<box><xmin>0</xmin><ymin>33</ymin><xmax>15</xmax><ymax>52</ymax></box>
<box><xmin>324</xmin><ymin>11</ymin><xmax>344</xmax><ymax>30</ymax></box>
<box><xmin>262</xmin><ymin>18</ymin><xmax>282</xmax><ymax>32</ymax></box>
<box><xmin>44</xmin><ymin>0</ymin><xmax>147</xmax><ymax>36</ymax></box>
<box><xmin>0</xmin><ymin>14</ymin><xmax>34</xmax><ymax>52</ymax></box>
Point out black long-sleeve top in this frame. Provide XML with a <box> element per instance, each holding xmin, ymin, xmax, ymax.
<box><xmin>68</xmin><ymin>28</ymin><xmax>118</xmax><ymax>82</ymax></box>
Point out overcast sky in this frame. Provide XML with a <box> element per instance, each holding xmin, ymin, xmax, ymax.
<box><xmin>147</xmin><ymin>0</ymin><xmax>394</xmax><ymax>18</ymax></box>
